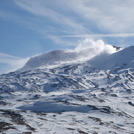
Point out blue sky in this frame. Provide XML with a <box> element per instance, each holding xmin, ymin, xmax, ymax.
<box><xmin>1</xmin><ymin>0</ymin><xmax>134</xmax><ymax>73</ymax></box>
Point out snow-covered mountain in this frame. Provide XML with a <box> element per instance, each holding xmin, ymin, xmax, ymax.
<box><xmin>88</xmin><ymin>46</ymin><xmax>134</xmax><ymax>69</ymax></box>
<box><xmin>0</xmin><ymin>45</ymin><xmax>134</xmax><ymax>134</ymax></box>
<box><xmin>20</xmin><ymin>42</ymin><xmax>117</xmax><ymax>71</ymax></box>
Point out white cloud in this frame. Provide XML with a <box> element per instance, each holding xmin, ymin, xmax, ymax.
<box><xmin>0</xmin><ymin>53</ymin><xmax>29</xmax><ymax>74</ymax></box>
<box><xmin>1</xmin><ymin>0</ymin><xmax>134</xmax><ymax>48</ymax></box>
<box><xmin>12</xmin><ymin>0</ymin><xmax>134</xmax><ymax>47</ymax></box>
<box><xmin>14</xmin><ymin>0</ymin><xmax>88</xmax><ymax>35</ymax></box>
<box><xmin>12</xmin><ymin>0</ymin><xmax>90</xmax><ymax>46</ymax></box>
<box><xmin>50</xmin><ymin>33</ymin><xmax>134</xmax><ymax>38</ymax></box>
<box><xmin>63</xmin><ymin>0</ymin><xmax>134</xmax><ymax>33</ymax></box>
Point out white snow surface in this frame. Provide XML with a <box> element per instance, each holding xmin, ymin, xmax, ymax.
<box><xmin>0</xmin><ymin>45</ymin><xmax>134</xmax><ymax>134</ymax></box>
<box><xmin>20</xmin><ymin>40</ymin><xmax>118</xmax><ymax>71</ymax></box>
<box><xmin>88</xmin><ymin>46</ymin><xmax>134</xmax><ymax>69</ymax></box>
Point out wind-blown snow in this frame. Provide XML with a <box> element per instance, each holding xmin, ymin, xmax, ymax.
<box><xmin>75</xmin><ymin>38</ymin><xmax>117</xmax><ymax>54</ymax></box>
<box><xmin>20</xmin><ymin>39</ymin><xmax>118</xmax><ymax>71</ymax></box>
<box><xmin>88</xmin><ymin>46</ymin><xmax>134</xmax><ymax>69</ymax></box>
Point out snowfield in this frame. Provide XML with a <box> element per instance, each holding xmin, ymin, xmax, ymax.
<box><xmin>0</xmin><ymin>45</ymin><xmax>134</xmax><ymax>134</ymax></box>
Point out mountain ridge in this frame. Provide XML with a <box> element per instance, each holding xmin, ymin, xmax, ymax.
<box><xmin>88</xmin><ymin>46</ymin><xmax>134</xmax><ymax>69</ymax></box>
<box><xmin>0</xmin><ymin>45</ymin><xmax>134</xmax><ymax>134</ymax></box>
<box><xmin>19</xmin><ymin>45</ymin><xmax>134</xmax><ymax>72</ymax></box>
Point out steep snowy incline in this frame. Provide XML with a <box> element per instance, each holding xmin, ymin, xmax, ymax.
<box><xmin>87</xmin><ymin>46</ymin><xmax>134</xmax><ymax>69</ymax></box>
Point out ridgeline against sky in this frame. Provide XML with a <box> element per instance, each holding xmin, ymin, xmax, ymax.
<box><xmin>1</xmin><ymin>0</ymin><xmax>134</xmax><ymax>73</ymax></box>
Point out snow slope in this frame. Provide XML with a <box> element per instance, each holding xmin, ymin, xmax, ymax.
<box><xmin>88</xmin><ymin>46</ymin><xmax>134</xmax><ymax>69</ymax></box>
<box><xmin>0</xmin><ymin>45</ymin><xmax>134</xmax><ymax>134</ymax></box>
<box><xmin>20</xmin><ymin>43</ymin><xmax>117</xmax><ymax>71</ymax></box>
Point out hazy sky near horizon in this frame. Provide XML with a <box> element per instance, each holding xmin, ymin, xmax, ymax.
<box><xmin>1</xmin><ymin>0</ymin><xmax>134</xmax><ymax>73</ymax></box>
